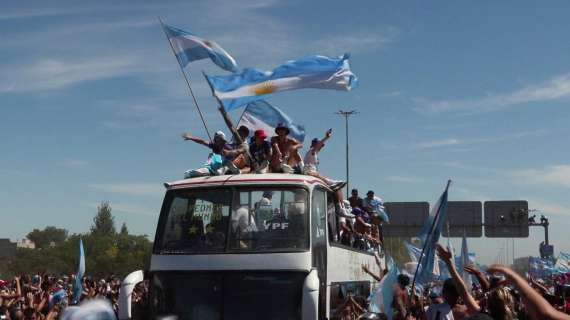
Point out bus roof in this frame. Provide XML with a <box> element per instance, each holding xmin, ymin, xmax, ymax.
<box><xmin>165</xmin><ymin>173</ymin><xmax>331</xmax><ymax>191</ymax></box>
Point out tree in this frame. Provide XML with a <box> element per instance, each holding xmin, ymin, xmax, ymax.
<box><xmin>120</xmin><ymin>222</ymin><xmax>129</xmax><ymax>236</ymax></box>
<box><xmin>91</xmin><ymin>201</ymin><xmax>116</xmax><ymax>236</ymax></box>
<box><xmin>26</xmin><ymin>226</ymin><xmax>68</xmax><ymax>249</ymax></box>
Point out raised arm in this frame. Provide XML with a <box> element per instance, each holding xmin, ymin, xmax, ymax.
<box><xmin>436</xmin><ymin>244</ymin><xmax>480</xmax><ymax>314</ymax></box>
<box><xmin>181</xmin><ymin>133</ymin><xmax>210</xmax><ymax>147</ymax></box>
<box><xmin>487</xmin><ymin>265</ymin><xmax>570</xmax><ymax>320</ymax></box>
<box><xmin>464</xmin><ymin>265</ymin><xmax>490</xmax><ymax>292</ymax></box>
<box><xmin>362</xmin><ymin>264</ymin><xmax>383</xmax><ymax>282</ymax></box>
<box><xmin>315</xmin><ymin>129</ymin><xmax>332</xmax><ymax>151</ymax></box>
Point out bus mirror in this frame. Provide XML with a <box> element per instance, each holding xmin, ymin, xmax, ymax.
<box><xmin>118</xmin><ymin>270</ymin><xmax>144</xmax><ymax>320</ymax></box>
<box><xmin>302</xmin><ymin>269</ymin><xmax>319</xmax><ymax>320</ymax></box>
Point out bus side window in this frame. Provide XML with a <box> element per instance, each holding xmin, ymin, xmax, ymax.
<box><xmin>327</xmin><ymin>192</ymin><xmax>338</xmax><ymax>243</ymax></box>
<box><xmin>311</xmin><ymin>189</ymin><xmax>326</xmax><ymax>240</ymax></box>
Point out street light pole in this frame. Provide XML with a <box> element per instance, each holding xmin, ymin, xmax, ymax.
<box><xmin>335</xmin><ymin>110</ymin><xmax>358</xmax><ymax>198</ymax></box>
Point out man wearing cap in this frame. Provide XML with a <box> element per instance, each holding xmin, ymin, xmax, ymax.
<box><xmin>182</xmin><ymin>130</ymin><xmax>230</xmax><ymax>178</ymax></box>
<box><xmin>249</xmin><ymin>129</ymin><xmax>272</xmax><ymax>173</ymax></box>
<box><xmin>363</xmin><ymin>190</ymin><xmax>390</xmax><ymax>223</ymax></box>
<box><xmin>270</xmin><ymin>123</ymin><xmax>303</xmax><ymax>173</ymax></box>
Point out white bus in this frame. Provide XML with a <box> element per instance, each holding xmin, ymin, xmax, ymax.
<box><xmin>119</xmin><ymin>173</ymin><xmax>383</xmax><ymax>320</ymax></box>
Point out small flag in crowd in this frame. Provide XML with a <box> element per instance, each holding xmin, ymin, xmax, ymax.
<box><xmin>205</xmin><ymin>53</ymin><xmax>358</xmax><ymax>111</ymax></box>
<box><xmin>72</xmin><ymin>238</ymin><xmax>85</xmax><ymax>304</ymax></box>
<box><xmin>237</xmin><ymin>100</ymin><xmax>305</xmax><ymax>142</ymax></box>
<box><xmin>555</xmin><ymin>252</ymin><xmax>570</xmax><ymax>273</ymax></box>
<box><xmin>161</xmin><ymin>23</ymin><xmax>238</xmax><ymax>72</ymax></box>
<box><xmin>460</xmin><ymin>235</ymin><xmax>472</xmax><ymax>291</ymax></box>
<box><xmin>414</xmin><ymin>180</ymin><xmax>451</xmax><ymax>285</ymax></box>
<box><xmin>529</xmin><ymin>256</ymin><xmax>555</xmax><ymax>278</ymax></box>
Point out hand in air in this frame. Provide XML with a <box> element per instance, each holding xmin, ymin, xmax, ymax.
<box><xmin>181</xmin><ymin>133</ymin><xmax>193</xmax><ymax>140</ymax></box>
<box><xmin>435</xmin><ymin>244</ymin><xmax>453</xmax><ymax>263</ymax></box>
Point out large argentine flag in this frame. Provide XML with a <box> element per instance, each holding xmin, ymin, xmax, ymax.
<box><xmin>162</xmin><ymin>24</ymin><xmax>238</xmax><ymax>73</ymax></box>
<box><xmin>205</xmin><ymin>53</ymin><xmax>358</xmax><ymax>111</ymax></box>
<box><xmin>237</xmin><ymin>100</ymin><xmax>305</xmax><ymax>142</ymax></box>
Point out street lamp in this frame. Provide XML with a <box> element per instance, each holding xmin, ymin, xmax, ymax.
<box><xmin>335</xmin><ymin>110</ymin><xmax>358</xmax><ymax>198</ymax></box>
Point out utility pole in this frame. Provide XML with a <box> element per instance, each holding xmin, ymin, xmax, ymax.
<box><xmin>335</xmin><ymin>110</ymin><xmax>358</xmax><ymax>198</ymax></box>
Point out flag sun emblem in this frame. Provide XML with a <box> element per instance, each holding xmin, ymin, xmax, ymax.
<box><xmin>252</xmin><ymin>81</ymin><xmax>278</xmax><ymax>95</ymax></box>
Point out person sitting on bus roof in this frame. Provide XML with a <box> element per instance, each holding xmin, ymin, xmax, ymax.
<box><xmin>302</xmin><ymin>129</ymin><xmax>345</xmax><ymax>189</ymax></box>
<box><xmin>270</xmin><ymin>123</ymin><xmax>303</xmax><ymax>173</ymax></box>
<box><xmin>223</xmin><ymin>125</ymin><xmax>252</xmax><ymax>174</ymax></box>
<box><xmin>182</xmin><ymin>131</ymin><xmax>229</xmax><ymax>178</ymax></box>
<box><xmin>249</xmin><ymin>129</ymin><xmax>272</xmax><ymax>174</ymax></box>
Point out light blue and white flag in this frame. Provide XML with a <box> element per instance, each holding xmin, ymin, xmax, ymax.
<box><xmin>555</xmin><ymin>252</ymin><xmax>570</xmax><ymax>273</ymax></box>
<box><xmin>369</xmin><ymin>256</ymin><xmax>398</xmax><ymax>320</ymax></box>
<box><xmin>205</xmin><ymin>53</ymin><xmax>358</xmax><ymax>111</ymax></box>
<box><xmin>162</xmin><ymin>23</ymin><xmax>238</xmax><ymax>72</ymax></box>
<box><xmin>460</xmin><ymin>235</ymin><xmax>472</xmax><ymax>291</ymax></box>
<box><xmin>237</xmin><ymin>100</ymin><xmax>305</xmax><ymax>142</ymax></box>
<box><xmin>529</xmin><ymin>257</ymin><xmax>555</xmax><ymax>278</ymax></box>
<box><xmin>72</xmin><ymin>238</ymin><xmax>85</xmax><ymax>304</ymax></box>
<box><xmin>414</xmin><ymin>180</ymin><xmax>451</xmax><ymax>285</ymax></box>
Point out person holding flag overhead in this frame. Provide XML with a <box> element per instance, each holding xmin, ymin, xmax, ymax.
<box><xmin>270</xmin><ymin>123</ymin><xmax>303</xmax><ymax>173</ymax></box>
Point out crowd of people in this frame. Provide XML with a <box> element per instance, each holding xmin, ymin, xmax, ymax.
<box><xmin>182</xmin><ymin>123</ymin><xmax>344</xmax><ymax>189</ymax></box>
<box><xmin>340</xmin><ymin>245</ymin><xmax>570</xmax><ymax>320</ymax></box>
<box><xmin>0</xmin><ymin>273</ymin><xmax>148</xmax><ymax>320</ymax></box>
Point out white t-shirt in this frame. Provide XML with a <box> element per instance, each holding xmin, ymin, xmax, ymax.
<box><xmin>303</xmin><ymin>147</ymin><xmax>319</xmax><ymax>172</ymax></box>
<box><xmin>425</xmin><ymin>303</ymin><xmax>454</xmax><ymax>320</ymax></box>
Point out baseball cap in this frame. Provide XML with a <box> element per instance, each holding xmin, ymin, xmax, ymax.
<box><xmin>214</xmin><ymin>131</ymin><xmax>227</xmax><ymax>141</ymax></box>
<box><xmin>254</xmin><ymin>129</ymin><xmax>268</xmax><ymax>139</ymax></box>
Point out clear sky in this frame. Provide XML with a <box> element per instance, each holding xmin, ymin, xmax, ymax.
<box><xmin>2</xmin><ymin>0</ymin><xmax>570</xmax><ymax>265</ymax></box>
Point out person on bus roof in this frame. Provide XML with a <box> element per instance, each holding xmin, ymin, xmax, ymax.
<box><xmin>302</xmin><ymin>128</ymin><xmax>345</xmax><ymax>189</ymax></box>
<box><xmin>223</xmin><ymin>125</ymin><xmax>252</xmax><ymax>174</ymax></box>
<box><xmin>270</xmin><ymin>123</ymin><xmax>303</xmax><ymax>173</ymax></box>
<box><xmin>249</xmin><ymin>129</ymin><xmax>272</xmax><ymax>174</ymax></box>
<box><xmin>182</xmin><ymin>131</ymin><xmax>229</xmax><ymax>178</ymax></box>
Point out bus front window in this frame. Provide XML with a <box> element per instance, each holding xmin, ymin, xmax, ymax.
<box><xmin>159</xmin><ymin>189</ymin><xmax>231</xmax><ymax>253</ymax></box>
<box><xmin>230</xmin><ymin>188</ymin><xmax>309</xmax><ymax>252</ymax></box>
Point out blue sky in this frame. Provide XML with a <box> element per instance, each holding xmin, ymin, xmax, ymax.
<box><xmin>2</xmin><ymin>0</ymin><xmax>570</xmax><ymax>265</ymax></box>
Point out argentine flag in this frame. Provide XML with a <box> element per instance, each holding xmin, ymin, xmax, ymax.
<box><xmin>237</xmin><ymin>100</ymin><xmax>305</xmax><ymax>142</ymax></box>
<box><xmin>72</xmin><ymin>238</ymin><xmax>85</xmax><ymax>304</ymax></box>
<box><xmin>162</xmin><ymin>23</ymin><xmax>238</xmax><ymax>73</ymax></box>
<box><xmin>205</xmin><ymin>53</ymin><xmax>358</xmax><ymax>111</ymax></box>
<box><xmin>414</xmin><ymin>180</ymin><xmax>451</xmax><ymax>285</ymax></box>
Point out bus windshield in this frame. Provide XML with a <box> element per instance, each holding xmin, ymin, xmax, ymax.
<box><xmin>157</xmin><ymin>187</ymin><xmax>309</xmax><ymax>254</ymax></box>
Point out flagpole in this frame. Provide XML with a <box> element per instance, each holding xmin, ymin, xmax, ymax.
<box><xmin>202</xmin><ymin>71</ymin><xmax>244</xmax><ymax>146</ymax></box>
<box><xmin>158</xmin><ymin>17</ymin><xmax>212</xmax><ymax>141</ymax></box>
<box><xmin>411</xmin><ymin>180</ymin><xmax>452</xmax><ymax>291</ymax></box>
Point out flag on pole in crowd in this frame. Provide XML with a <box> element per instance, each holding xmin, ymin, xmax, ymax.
<box><xmin>529</xmin><ymin>257</ymin><xmax>555</xmax><ymax>278</ymax></box>
<box><xmin>460</xmin><ymin>235</ymin><xmax>472</xmax><ymax>291</ymax></box>
<box><xmin>555</xmin><ymin>252</ymin><xmax>570</xmax><ymax>273</ymax></box>
<box><xmin>205</xmin><ymin>53</ymin><xmax>358</xmax><ymax>111</ymax></box>
<box><xmin>161</xmin><ymin>23</ymin><xmax>238</xmax><ymax>72</ymax></box>
<box><xmin>369</xmin><ymin>257</ymin><xmax>398</xmax><ymax>320</ymax></box>
<box><xmin>237</xmin><ymin>100</ymin><xmax>305</xmax><ymax>142</ymax></box>
<box><xmin>413</xmin><ymin>180</ymin><xmax>451</xmax><ymax>286</ymax></box>
<box><xmin>72</xmin><ymin>238</ymin><xmax>85</xmax><ymax>304</ymax></box>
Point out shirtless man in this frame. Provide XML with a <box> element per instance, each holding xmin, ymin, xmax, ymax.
<box><xmin>270</xmin><ymin>123</ymin><xmax>303</xmax><ymax>173</ymax></box>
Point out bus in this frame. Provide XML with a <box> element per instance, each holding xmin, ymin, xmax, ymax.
<box><xmin>118</xmin><ymin>173</ymin><xmax>384</xmax><ymax>320</ymax></box>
